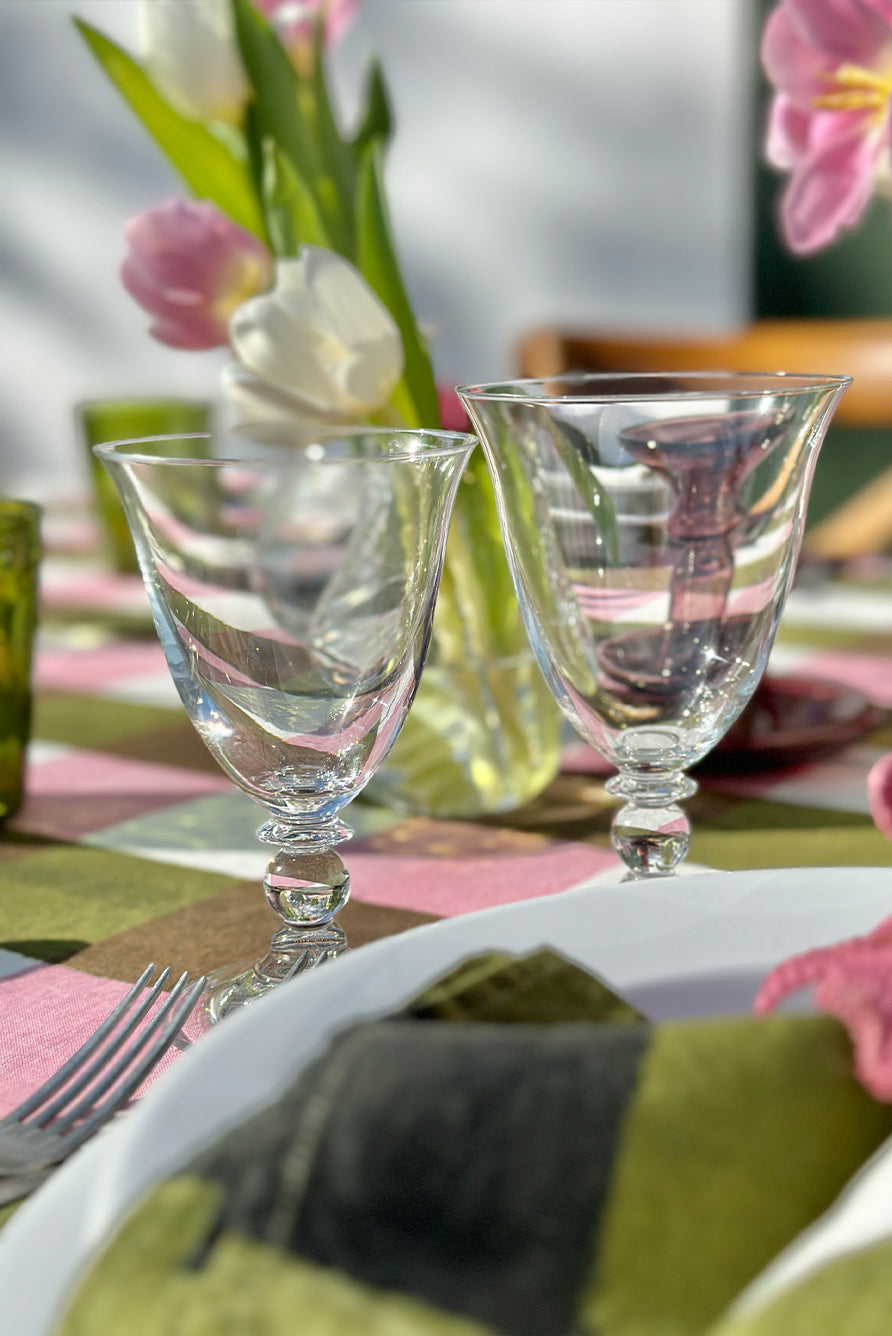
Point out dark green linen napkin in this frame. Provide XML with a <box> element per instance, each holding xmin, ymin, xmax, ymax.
<box><xmin>57</xmin><ymin>951</ymin><xmax>892</xmax><ymax>1336</ymax></box>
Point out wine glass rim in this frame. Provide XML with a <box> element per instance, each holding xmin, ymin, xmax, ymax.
<box><xmin>92</xmin><ymin>426</ymin><xmax>478</xmax><ymax>466</ymax></box>
<box><xmin>456</xmin><ymin>370</ymin><xmax>853</xmax><ymax>402</ymax></box>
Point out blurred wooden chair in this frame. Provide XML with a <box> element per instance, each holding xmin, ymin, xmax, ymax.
<box><xmin>516</xmin><ymin>320</ymin><xmax>892</xmax><ymax>560</ymax></box>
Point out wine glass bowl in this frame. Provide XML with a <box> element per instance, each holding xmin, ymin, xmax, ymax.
<box><xmin>458</xmin><ymin>372</ymin><xmax>850</xmax><ymax>879</ymax></box>
<box><xmin>96</xmin><ymin>427</ymin><xmax>475</xmax><ymax>1021</ymax></box>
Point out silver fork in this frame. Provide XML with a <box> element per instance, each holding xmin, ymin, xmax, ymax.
<box><xmin>0</xmin><ymin>964</ymin><xmax>206</xmax><ymax>1187</ymax></box>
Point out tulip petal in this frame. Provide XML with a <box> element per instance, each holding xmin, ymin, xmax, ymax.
<box><xmin>149</xmin><ymin>314</ymin><xmax>231</xmax><ymax>351</ymax></box>
<box><xmin>437</xmin><ymin>385</ymin><xmax>471</xmax><ymax>432</ymax></box>
<box><xmin>230</xmin><ymin>306</ymin><xmax>345</xmax><ymax>414</ymax></box>
<box><xmin>227</xmin><ymin>249</ymin><xmax>403</xmax><ymax>421</ymax></box>
<box><xmin>139</xmin><ymin>0</ymin><xmax>250</xmax><ymax>125</ymax></box>
<box><xmin>764</xmin><ymin>94</ymin><xmax>815</xmax><ymax>169</ymax></box>
<box><xmin>272</xmin><ymin>248</ymin><xmax>401</xmax><ymax>355</ymax></box>
<box><xmin>782</xmin><ymin>0</ymin><xmax>892</xmax><ymax>68</ymax></box>
<box><xmin>761</xmin><ymin>5</ymin><xmax>839</xmax><ymax>103</ymax></box>
<box><xmin>121</xmin><ymin>197</ymin><xmax>272</xmax><ymax>349</ymax></box>
<box><xmin>868</xmin><ymin>750</ymin><xmax>892</xmax><ymax>839</ymax></box>
<box><xmin>221</xmin><ymin>361</ymin><xmax>335</xmax><ymax>428</ymax></box>
<box><xmin>254</xmin><ymin>0</ymin><xmax>359</xmax><ymax>50</ymax></box>
<box><xmin>778</xmin><ymin>111</ymin><xmax>883</xmax><ymax>251</ymax></box>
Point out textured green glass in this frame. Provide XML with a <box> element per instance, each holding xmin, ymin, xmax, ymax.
<box><xmin>366</xmin><ymin>649</ymin><xmax>562</xmax><ymax>818</ymax></box>
<box><xmin>0</xmin><ymin>499</ymin><xmax>41</xmax><ymax>820</ymax></box>
<box><xmin>77</xmin><ymin>398</ymin><xmax>212</xmax><ymax>572</ymax></box>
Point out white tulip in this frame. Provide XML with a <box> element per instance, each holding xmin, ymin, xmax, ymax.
<box><xmin>221</xmin><ymin>248</ymin><xmax>405</xmax><ymax>428</ymax></box>
<box><xmin>139</xmin><ymin>0</ymin><xmax>251</xmax><ymax>126</ymax></box>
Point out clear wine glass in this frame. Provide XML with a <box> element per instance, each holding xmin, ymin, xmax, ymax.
<box><xmin>96</xmin><ymin>426</ymin><xmax>475</xmax><ymax>1021</ymax></box>
<box><xmin>458</xmin><ymin>371</ymin><xmax>850</xmax><ymax>879</ymax></box>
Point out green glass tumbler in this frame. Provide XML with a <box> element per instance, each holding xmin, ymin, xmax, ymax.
<box><xmin>0</xmin><ymin>499</ymin><xmax>41</xmax><ymax>820</ymax></box>
<box><xmin>77</xmin><ymin>398</ymin><xmax>213</xmax><ymax>572</ymax></box>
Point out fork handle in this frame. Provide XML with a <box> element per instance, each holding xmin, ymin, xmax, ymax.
<box><xmin>0</xmin><ymin>1166</ymin><xmax>53</xmax><ymax>1208</ymax></box>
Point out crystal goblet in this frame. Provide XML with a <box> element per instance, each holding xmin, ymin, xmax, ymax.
<box><xmin>458</xmin><ymin>372</ymin><xmax>850</xmax><ymax>879</ymax></box>
<box><xmin>96</xmin><ymin>427</ymin><xmax>475</xmax><ymax>1020</ymax></box>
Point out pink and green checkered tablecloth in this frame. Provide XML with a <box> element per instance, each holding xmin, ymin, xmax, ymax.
<box><xmin>4</xmin><ymin>532</ymin><xmax>892</xmax><ymax>1140</ymax></box>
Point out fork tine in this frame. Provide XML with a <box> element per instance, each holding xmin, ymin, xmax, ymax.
<box><xmin>51</xmin><ymin>971</ymin><xmax>193</xmax><ymax>1133</ymax></box>
<box><xmin>47</xmin><ymin>976</ymin><xmax>207</xmax><ymax>1155</ymax></box>
<box><xmin>29</xmin><ymin>967</ymin><xmax>173</xmax><ymax>1127</ymax></box>
<box><xmin>1</xmin><ymin>964</ymin><xmax>159</xmax><ymax>1126</ymax></box>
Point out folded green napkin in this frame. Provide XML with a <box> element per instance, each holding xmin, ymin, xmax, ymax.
<box><xmin>57</xmin><ymin>951</ymin><xmax>892</xmax><ymax>1336</ymax></box>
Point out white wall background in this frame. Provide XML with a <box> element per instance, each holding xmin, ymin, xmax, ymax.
<box><xmin>0</xmin><ymin>0</ymin><xmax>753</xmax><ymax>499</ymax></box>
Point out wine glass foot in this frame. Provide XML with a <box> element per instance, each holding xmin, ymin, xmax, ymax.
<box><xmin>605</xmin><ymin>771</ymin><xmax>696</xmax><ymax>879</ymax></box>
<box><xmin>200</xmin><ymin>922</ymin><xmax>349</xmax><ymax>1024</ymax></box>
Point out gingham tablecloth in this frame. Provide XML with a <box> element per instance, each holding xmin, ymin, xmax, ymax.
<box><xmin>3</xmin><ymin>541</ymin><xmax>892</xmax><ymax>1143</ymax></box>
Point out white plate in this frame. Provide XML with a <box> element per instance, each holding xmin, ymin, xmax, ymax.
<box><xmin>2</xmin><ymin>864</ymin><xmax>892</xmax><ymax>1336</ymax></box>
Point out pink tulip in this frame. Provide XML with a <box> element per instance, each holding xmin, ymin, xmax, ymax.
<box><xmin>253</xmin><ymin>0</ymin><xmax>359</xmax><ymax>52</ymax></box>
<box><xmin>121</xmin><ymin>199</ymin><xmax>272</xmax><ymax>349</ymax></box>
<box><xmin>437</xmin><ymin>385</ymin><xmax>471</xmax><ymax>433</ymax></box>
<box><xmin>761</xmin><ymin>0</ymin><xmax>892</xmax><ymax>254</ymax></box>
<box><xmin>868</xmin><ymin>747</ymin><xmax>892</xmax><ymax>838</ymax></box>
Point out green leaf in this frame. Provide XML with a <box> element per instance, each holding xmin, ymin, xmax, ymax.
<box><xmin>355</xmin><ymin>142</ymin><xmax>440</xmax><ymax>429</ymax></box>
<box><xmin>444</xmin><ymin>456</ymin><xmax>526</xmax><ymax>654</ymax></box>
<box><xmin>353</xmin><ymin>60</ymin><xmax>393</xmax><ymax>154</ymax></box>
<box><xmin>470</xmin><ymin>405</ymin><xmax>601</xmax><ymax>690</ymax></box>
<box><xmin>231</xmin><ymin>0</ymin><xmax>315</xmax><ymax>174</ymax></box>
<box><xmin>230</xmin><ymin>0</ymin><xmax>350</xmax><ymax>256</ymax></box>
<box><xmin>73</xmin><ymin>18</ymin><xmax>265</xmax><ymax>240</ymax></box>
<box><xmin>241</xmin><ymin>102</ymin><xmax>267</xmax><ymax>209</ymax></box>
<box><xmin>260</xmin><ymin>139</ymin><xmax>335</xmax><ymax>255</ymax></box>
<box><xmin>309</xmin><ymin>21</ymin><xmax>357</xmax><ymax>238</ymax></box>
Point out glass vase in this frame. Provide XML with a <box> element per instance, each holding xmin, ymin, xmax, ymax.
<box><xmin>368</xmin><ymin>452</ymin><xmax>563</xmax><ymax>817</ymax></box>
<box><xmin>365</xmin><ymin>646</ymin><xmax>562</xmax><ymax>818</ymax></box>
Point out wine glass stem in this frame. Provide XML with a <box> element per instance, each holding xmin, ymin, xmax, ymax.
<box><xmin>263</xmin><ymin>844</ymin><xmax>349</xmax><ymax>920</ymax></box>
<box><xmin>201</xmin><ymin>838</ymin><xmax>352</xmax><ymax>1023</ymax></box>
<box><xmin>253</xmin><ymin>920</ymin><xmax>347</xmax><ymax>985</ymax></box>
<box><xmin>605</xmin><ymin>771</ymin><xmax>696</xmax><ymax>879</ymax></box>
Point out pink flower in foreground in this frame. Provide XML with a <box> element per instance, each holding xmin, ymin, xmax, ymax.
<box><xmin>868</xmin><ymin>748</ymin><xmax>892</xmax><ymax>839</ymax></box>
<box><xmin>121</xmin><ymin>199</ymin><xmax>272</xmax><ymax>349</ymax></box>
<box><xmin>754</xmin><ymin>913</ymin><xmax>892</xmax><ymax>1101</ymax></box>
<box><xmin>254</xmin><ymin>0</ymin><xmax>359</xmax><ymax>53</ymax></box>
<box><xmin>761</xmin><ymin>0</ymin><xmax>892</xmax><ymax>254</ymax></box>
<box><xmin>437</xmin><ymin>385</ymin><xmax>471</xmax><ymax>433</ymax></box>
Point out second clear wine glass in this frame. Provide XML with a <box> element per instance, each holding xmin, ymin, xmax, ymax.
<box><xmin>459</xmin><ymin>371</ymin><xmax>850</xmax><ymax>879</ymax></box>
<box><xmin>96</xmin><ymin>426</ymin><xmax>475</xmax><ymax>1021</ymax></box>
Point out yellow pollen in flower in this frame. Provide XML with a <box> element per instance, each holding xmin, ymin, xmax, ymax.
<box><xmin>813</xmin><ymin>61</ymin><xmax>892</xmax><ymax>115</ymax></box>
